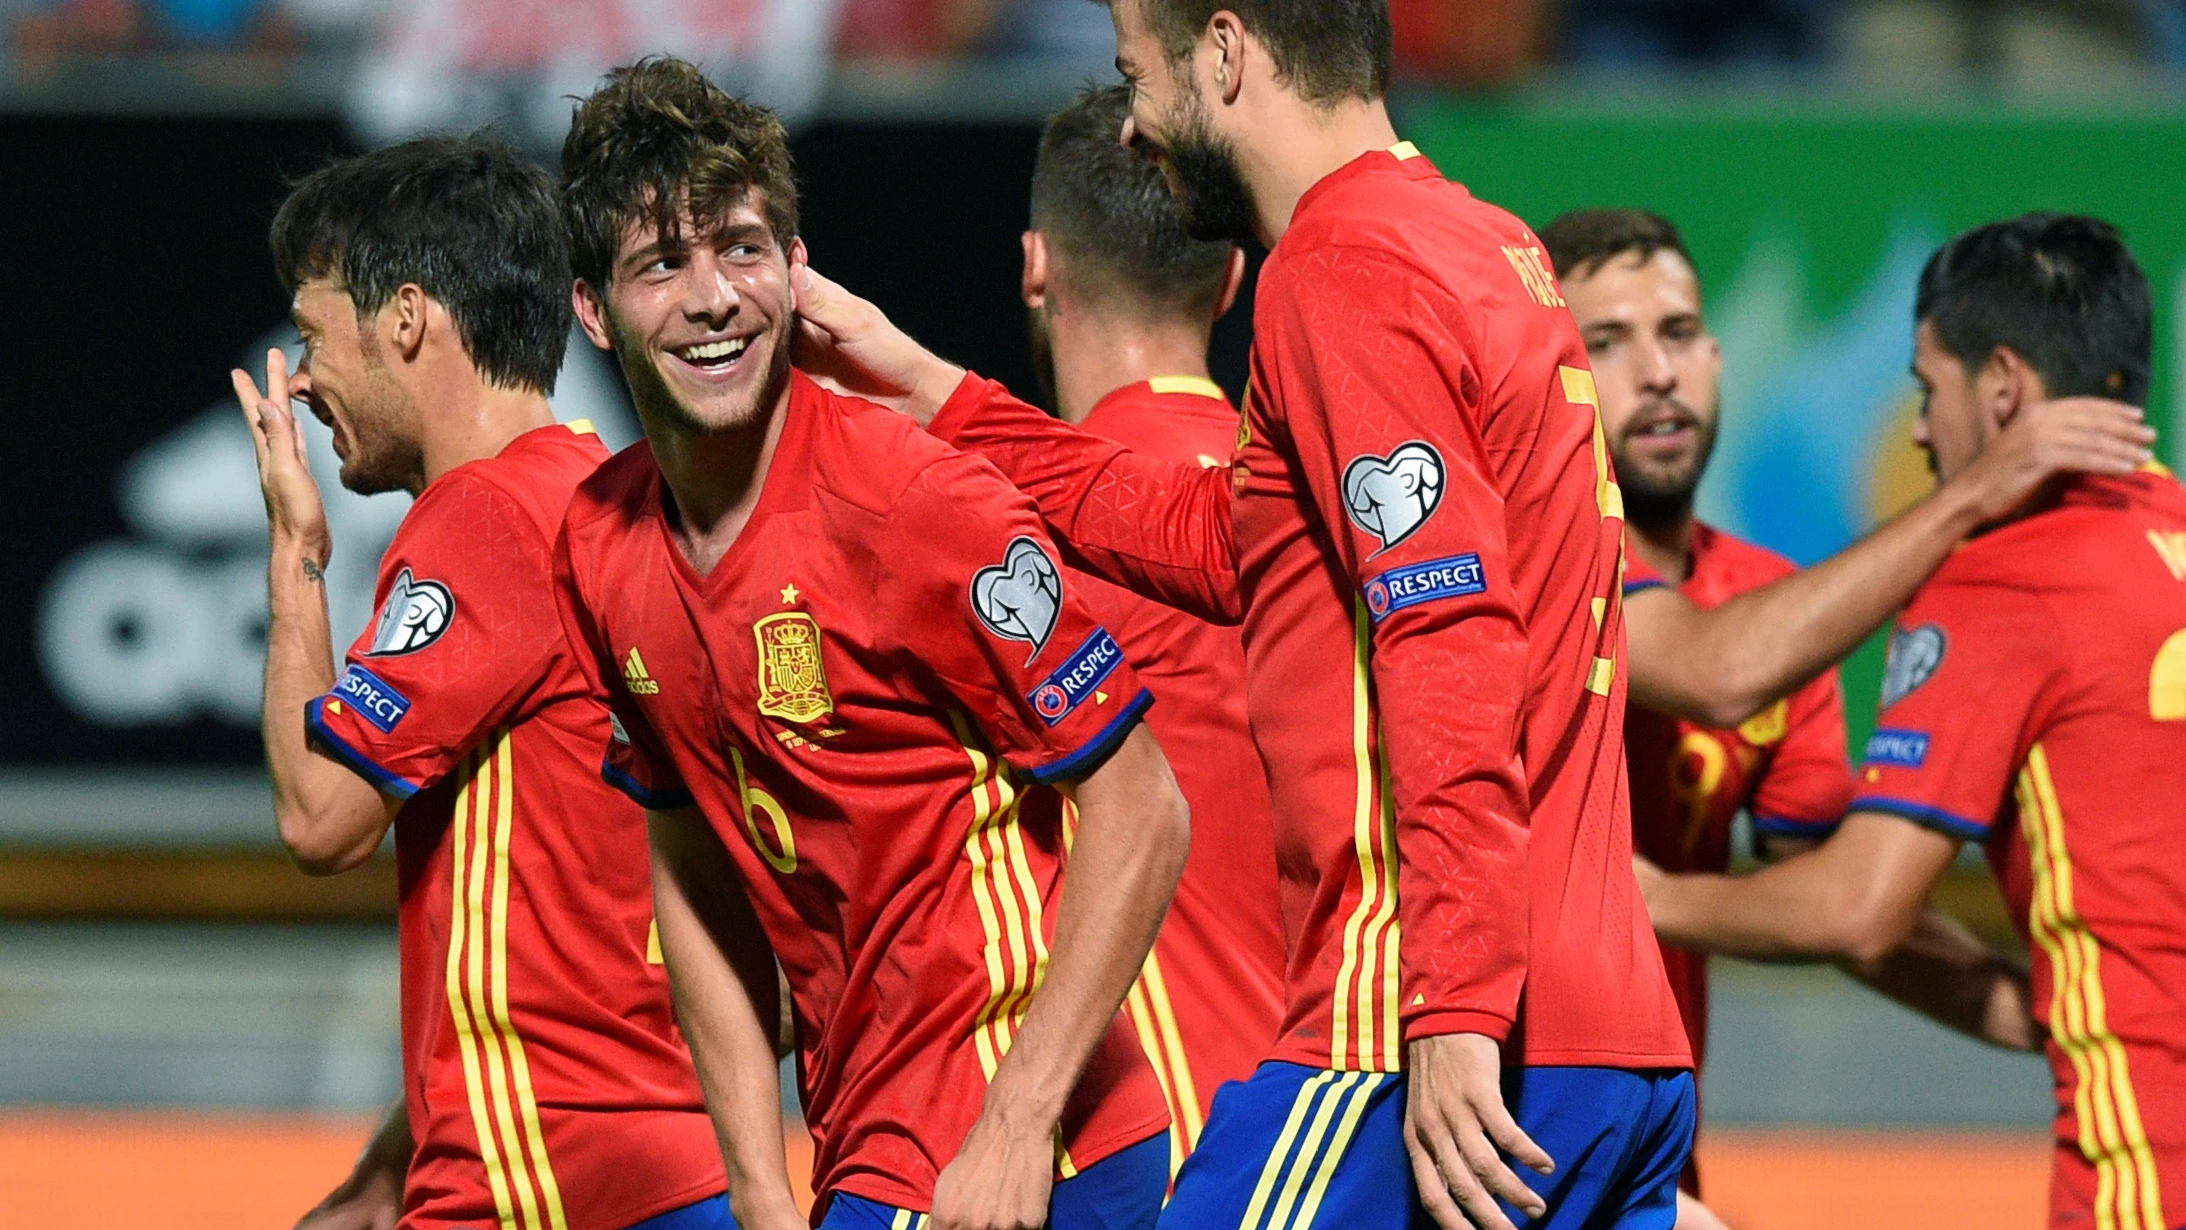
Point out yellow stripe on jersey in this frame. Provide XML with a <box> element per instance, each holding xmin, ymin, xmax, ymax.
<box><xmin>447</xmin><ymin>745</ymin><xmax>526</xmax><ymax>1230</ymax></box>
<box><xmin>1331</xmin><ymin>601</ymin><xmax>1402</xmax><ymax>1072</ymax></box>
<box><xmin>2019</xmin><ymin>744</ymin><xmax>2166</xmax><ymax>1230</ymax></box>
<box><xmin>486</xmin><ymin>734</ymin><xmax>569</xmax><ymax>1230</ymax></box>
<box><xmin>1147</xmin><ymin>375</ymin><xmax>1228</xmax><ymax>402</ymax></box>
<box><xmin>1125</xmin><ymin>950</ymin><xmax>1206</xmax><ymax>1179</ymax></box>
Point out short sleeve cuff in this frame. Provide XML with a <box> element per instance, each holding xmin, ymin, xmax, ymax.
<box><xmin>1850</xmin><ymin>795</ymin><xmax>1989</xmax><ymax>842</ymax></box>
<box><xmin>1750</xmin><ymin>813</ymin><xmax>1842</xmax><ymax>840</ymax></box>
<box><xmin>305</xmin><ymin>697</ymin><xmax>422</xmax><ymax>800</ymax></box>
<box><xmin>601</xmin><ymin>759</ymin><xmax>696</xmax><ymax>812</ymax></box>
<box><xmin>1023</xmin><ymin>689</ymin><xmax>1154</xmax><ymax>786</ymax></box>
<box><xmin>925</xmin><ymin>371</ymin><xmax>1008</xmax><ymax>447</ymax></box>
<box><xmin>1622</xmin><ymin>577</ymin><xmax>1669</xmax><ymax>598</ymax></box>
<box><xmin>1403</xmin><ymin>1008</ymin><xmax>1514</xmax><ymax>1045</ymax></box>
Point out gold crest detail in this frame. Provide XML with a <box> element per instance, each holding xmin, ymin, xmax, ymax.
<box><xmin>1737</xmin><ymin>699</ymin><xmax>1790</xmax><ymax>747</ymax></box>
<box><xmin>755</xmin><ymin>612</ymin><xmax>833</xmax><ymax>724</ymax></box>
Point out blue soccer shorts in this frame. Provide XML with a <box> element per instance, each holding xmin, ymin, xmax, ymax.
<box><xmin>821</xmin><ymin>1131</ymin><xmax>1169</xmax><ymax>1230</ymax></box>
<box><xmin>625</xmin><ymin>1191</ymin><xmax>738</xmax><ymax>1230</ymax></box>
<box><xmin>1158</xmin><ymin>1062</ymin><xmax>1694</xmax><ymax>1230</ymax></box>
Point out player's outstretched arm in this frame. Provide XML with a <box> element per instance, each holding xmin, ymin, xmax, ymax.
<box><xmin>1844</xmin><ymin>908</ymin><xmax>2039</xmax><ymax>1051</ymax></box>
<box><xmin>648</xmin><ymin>806</ymin><xmax>805</xmax><ymax>1230</ymax></box>
<box><xmin>1636</xmin><ymin>812</ymin><xmax>1959</xmax><ymax>963</ymax></box>
<box><xmin>930</xmin><ymin>725</ymin><xmax>1188</xmax><ymax>1230</ymax></box>
<box><xmin>793</xmin><ymin>267</ymin><xmax>1245</xmax><ymax>623</ymax></box>
<box><xmin>293</xmin><ymin>1097</ymin><xmax>412</xmax><ymax>1230</ymax></box>
<box><xmin>1625</xmin><ymin>395</ymin><xmax>2153</xmax><ymax>728</ymax></box>
<box><xmin>235</xmin><ymin>350</ymin><xmax>400</xmax><ymax>875</ymax></box>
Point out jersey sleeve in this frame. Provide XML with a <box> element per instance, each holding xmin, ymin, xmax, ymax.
<box><xmin>877</xmin><ymin>453</ymin><xmax>1155</xmax><ymax>786</ymax></box>
<box><xmin>306</xmin><ymin>474</ymin><xmax>561</xmax><ymax>799</ymax></box>
<box><xmin>1748</xmin><ymin>665</ymin><xmax>1856</xmax><ymax>843</ymax></box>
<box><xmin>1852</xmin><ymin>583</ymin><xmax>2062</xmax><ymax>842</ymax></box>
<box><xmin>551</xmin><ymin>518</ymin><xmax>694</xmax><ymax>811</ymax></box>
<box><xmin>926</xmin><ymin>375</ymin><xmax>1243</xmax><ymax>625</ymax></box>
<box><xmin>1257</xmin><ymin>245</ymin><xmax>1529</xmax><ymax>1043</ymax></box>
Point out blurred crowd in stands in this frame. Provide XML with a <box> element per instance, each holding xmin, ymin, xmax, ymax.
<box><xmin>10</xmin><ymin>0</ymin><xmax>2182</xmax><ymax>80</ymax></box>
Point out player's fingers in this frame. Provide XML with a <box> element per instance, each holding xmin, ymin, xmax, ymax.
<box><xmin>233</xmin><ymin>369</ymin><xmax>275</xmax><ymax>465</ymax></box>
<box><xmin>1456</xmin><ymin>1112</ymin><xmax>1547</xmax><ymax>1218</ymax></box>
<box><xmin>1474</xmin><ymin>1087</ymin><xmax>1555</xmax><ymax>1176</ymax></box>
<box><xmin>1405</xmin><ymin>1117</ymin><xmax>1478</xmax><ymax>1230</ymax></box>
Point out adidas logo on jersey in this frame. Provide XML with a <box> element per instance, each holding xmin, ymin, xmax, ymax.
<box><xmin>624</xmin><ymin>647</ymin><xmax>661</xmax><ymax>695</ymax></box>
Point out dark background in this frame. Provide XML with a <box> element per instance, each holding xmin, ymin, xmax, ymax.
<box><xmin>0</xmin><ymin>115</ymin><xmax>1256</xmax><ymax>766</ymax></box>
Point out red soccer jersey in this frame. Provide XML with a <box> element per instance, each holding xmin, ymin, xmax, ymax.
<box><xmin>1622</xmin><ymin>524</ymin><xmax>1855</xmax><ymax>1073</ymax></box>
<box><xmin>305</xmin><ymin>423</ymin><xmax>724</xmax><ymax>1230</ymax></box>
<box><xmin>929</xmin><ymin>144</ymin><xmax>1688</xmax><ymax>1073</ymax></box>
<box><xmin>1852</xmin><ymin>469</ymin><xmax>2186</xmax><ymax>1230</ymax></box>
<box><xmin>1074</xmin><ymin>378</ymin><xmax>1286</xmax><ymax>1171</ymax></box>
<box><xmin>554</xmin><ymin>373</ymin><xmax>1168</xmax><ymax>1214</ymax></box>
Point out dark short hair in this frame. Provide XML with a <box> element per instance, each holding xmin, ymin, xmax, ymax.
<box><xmin>1032</xmin><ymin>86</ymin><xmax>1234</xmax><ymax>318</ymax></box>
<box><xmin>1104</xmin><ymin>0</ymin><xmax>1392</xmax><ymax>105</ymax></box>
<box><xmin>561</xmin><ymin>57</ymin><xmax>800</xmax><ymax>291</ymax></box>
<box><xmin>1538</xmin><ymin>208</ymin><xmax>1698</xmax><ymax>284</ymax></box>
<box><xmin>1915</xmin><ymin>213</ymin><xmax>2151</xmax><ymax>404</ymax></box>
<box><xmin>270</xmin><ymin>134</ymin><xmax>571</xmax><ymax>395</ymax></box>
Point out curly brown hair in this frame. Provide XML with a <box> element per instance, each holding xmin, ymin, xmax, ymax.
<box><xmin>560</xmin><ymin>56</ymin><xmax>800</xmax><ymax>289</ymax></box>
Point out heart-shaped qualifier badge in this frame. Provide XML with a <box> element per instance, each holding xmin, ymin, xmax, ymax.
<box><xmin>1342</xmin><ymin>441</ymin><xmax>1446</xmax><ymax>555</ymax></box>
<box><xmin>971</xmin><ymin>536</ymin><xmax>1063</xmax><ymax>663</ymax></box>
<box><xmin>1881</xmin><ymin>624</ymin><xmax>1947</xmax><ymax>710</ymax></box>
<box><xmin>367</xmin><ymin>567</ymin><xmax>455</xmax><ymax>656</ymax></box>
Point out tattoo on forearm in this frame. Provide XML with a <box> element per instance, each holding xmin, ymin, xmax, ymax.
<box><xmin>301</xmin><ymin>559</ymin><xmax>324</xmax><ymax>583</ymax></box>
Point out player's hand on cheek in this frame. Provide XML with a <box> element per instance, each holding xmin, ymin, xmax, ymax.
<box><xmin>928</xmin><ymin>1110</ymin><xmax>1054</xmax><ymax>1230</ymax></box>
<box><xmin>1405</xmin><ymin>1032</ymin><xmax>1554</xmax><ymax>1230</ymax></box>
<box><xmin>1955</xmin><ymin>395</ymin><xmax>2154</xmax><ymax>523</ymax></box>
<box><xmin>790</xmin><ymin>267</ymin><xmax>966</xmax><ymax>427</ymax></box>
<box><xmin>232</xmin><ymin>347</ymin><xmax>332</xmax><ymax>567</ymax></box>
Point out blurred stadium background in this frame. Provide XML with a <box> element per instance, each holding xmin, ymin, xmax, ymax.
<box><xmin>1</xmin><ymin>0</ymin><xmax>2181</xmax><ymax>1225</ymax></box>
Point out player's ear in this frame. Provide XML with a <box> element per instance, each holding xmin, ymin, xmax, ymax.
<box><xmin>1986</xmin><ymin>344</ymin><xmax>2042</xmax><ymax>431</ymax></box>
<box><xmin>1022</xmin><ymin>231</ymin><xmax>1049</xmax><ymax>310</ymax></box>
<box><xmin>1215</xmin><ymin>247</ymin><xmax>1248</xmax><ymax>320</ymax></box>
<box><xmin>1208</xmin><ymin>11</ymin><xmax>1246</xmax><ymax>106</ymax></box>
<box><xmin>573</xmin><ymin>281</ymin><xmax>615</xmax><ymax>353</ymax></box>
<box><xmin>788</xmin><ymin>236</ymin><xmax>809</xmax><ymax>277</ymax></box>
<box><xmin>390</xmin><ymin>283</ymin><xmax>430</xmax><ymax>364</ymax></box>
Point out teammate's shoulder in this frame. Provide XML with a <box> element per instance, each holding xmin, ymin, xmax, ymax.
<box><xmin>566</xmin><ymin>438</ymin><xmax>661</xmax><ymax>532</ymax></box>
<box><xmin>797</xmin><ymin>371</ymin><xmax>960</xmax><ymax>517</ymax></box>
<box><xmin>1080</xmin><ymin>378</ymin><xmax>1236</xmax><ymax>463</ymax></box>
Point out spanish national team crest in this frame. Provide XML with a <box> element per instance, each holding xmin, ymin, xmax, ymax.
<box><xmin>755</xmin><ymin>612</ymin><xmax>833</xmax><ymax>724</ymax></box>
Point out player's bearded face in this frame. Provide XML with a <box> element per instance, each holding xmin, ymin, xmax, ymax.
<box><xmin>1565</xmin><ymin>251</ymin><xmax>1723</xmax><ymax>528</ymax></box>
<box><xmin>596</xmin><ymin>197</ymin><xmax>799</xmax><ymax>438</ymax></box>
<box><xmin>290</xmin><ymin>281</ymin><xmax>425</xmax><ymax>497</ymax></box>
<box><xmin>1133</xmin><ymin>65</ymin><xmax>1258</xmax><ymax>245</ymax></box>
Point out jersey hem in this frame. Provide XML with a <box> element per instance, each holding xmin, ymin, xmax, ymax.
<box><xmin>1024</xmin><ymin>689</ymin><xmax>1154</xmax><ymax>785</ymax></box>
<box><xmin>1749</xmin><ymin>813</ymin><xmax>1842</xmax><ymax>838</ymax></box>
<box><xmin>819</xmin><ymin>1116</ymin><xmax>1169</xmax><ymax>1216</ymax></box>
<box><xmin>601</xmin><ymin>759</ymin><xmax>696</xmax><ymax>811</ymax></box>
<box><xmin>595</xmin><ymin>1175</ymin><xmax>728</xmax><ymax>1230</ymax></box>
<box><xmin>1849</xmin><ymin>795</ymin><xmax>1988</xmax><ymax>842</ymax></box>
<box><xmin>304</xmin><ymin>698</ymin><xmax>421</xmax><ymax>799</ymax></box>
<box><xmin>1266</xmin><ymin>1037</ymin><xmax>1692</xmax><ymax>1072</ymax></box>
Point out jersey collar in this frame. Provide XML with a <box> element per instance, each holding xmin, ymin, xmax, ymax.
<box><xmin>649</xmin><ymin>371</ymin><xmax>819</xmax><ymax>590</ymax></box>
<box><xmin>1289</xmin><ymin>140</ymin><xmax>1454</xmax><ymax>232</ymax></box>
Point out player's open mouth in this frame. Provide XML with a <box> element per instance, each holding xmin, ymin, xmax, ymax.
<box><xmin>670</xmin><ymin>336</ymin><xmax>751</xmax><ymax>378</ymax></box>
<box><xmin>1626</xmin><ymin>412</ymin><xmax>1698</xmax><ymax>454</ymax></box>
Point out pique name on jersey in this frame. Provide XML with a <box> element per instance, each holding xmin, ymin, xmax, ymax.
<box><xmin>1364</xmin><ymin>553</ymin><xmax>1486</xmax><ymax>624</ymax></box>
<box><xmin>330</xmin><ymin>664</ymin><xmax>411</xmax><ymax>733</ymax></box>
<box><xmin>1864</xmin><ymin>728</ymin><xmax>1931</xmax><ymax>769</ymax></box>
<box><xmin>1029</xmin><ymin>628</ymin><xmax>1125</xmax><ymax>727</ymax></box>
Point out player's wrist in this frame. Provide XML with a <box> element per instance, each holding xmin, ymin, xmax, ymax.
<box><xmin>269</xmin><ymin>529</ymin><xmax>333</xmax><ymax>574</ymax></box>
<box><xmin>908</xmin><ymin>359</ymin><xmax>971</xmax><ymax>428</ymax></box>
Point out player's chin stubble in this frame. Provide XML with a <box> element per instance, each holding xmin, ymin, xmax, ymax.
<box><xmin>620</xmin><ymin>321</ymin><xmax>793</xmax><ymax>439</ymax></box>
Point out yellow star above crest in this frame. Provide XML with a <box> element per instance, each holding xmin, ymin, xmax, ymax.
<box><xmin>780</xmin><ymin>583</ymin><xmax>801</xmax><ymax>605</ymax></box>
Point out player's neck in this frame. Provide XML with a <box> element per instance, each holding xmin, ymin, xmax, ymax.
<box><xmin>417</xmin><ymin>378</ymin><xmax>559</xmax><ymax>490</ymax></box>
<box><xmin>1626</xmin><ymin>511</ymin><xmax>1696</xmax><ymax>584</ymax></box>
<box><xmin>646</xmin><ymin>380</ymin><xmax>793</xmax><ymax>577</ymax></box>
<box><xmin>1052</xmin><ymin>313</ymin><xmax>1214</xmax><ymax>425</ymax></box>
<box><xmin>1245</xmin><ymin>95</ymin><xmax>1402</xmax><ymax>247</ymax></box>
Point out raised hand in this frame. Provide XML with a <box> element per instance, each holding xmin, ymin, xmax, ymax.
<box><xmin>790</xmin><ymin>266</ymin><xmax>966</xmax><ymax>426</ymax></box>
<box><xmin>1405</xmin><ymin>1032</ymin><xmax>1555</xmax><ymax>1230</ymax></box>
<box><xmin>232</xmin><ymin>347</ymin><xmax>332</xmax><ymax>568</ymax></box>
<box><xmin>1955</xmin><ymin>396</ymin><xmax>2156</xmax><ymax>524</ymax></box>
